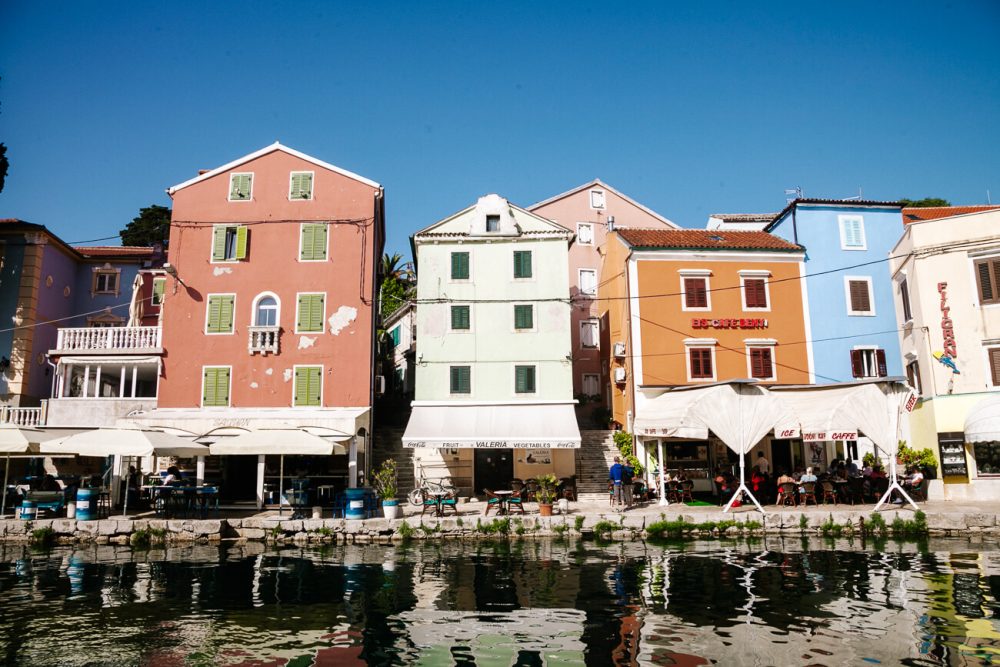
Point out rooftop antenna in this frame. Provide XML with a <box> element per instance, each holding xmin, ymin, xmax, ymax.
<box><xmin>988</xmin><ymin>189</ymin><xmax>993</xmax><ymax>205</ymax></box>
<box><xmin>784</xmin><ymin>187</ymin><xmax>802</xmax><ymax>203</ymax></box>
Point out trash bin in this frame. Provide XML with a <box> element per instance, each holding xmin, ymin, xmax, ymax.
<box><xmin>18</xmin><ymin>500</ymin><xmax>36</xmax><ymax>521</ymax></box>
<box><xmin>76</xmin><ymin>488</ymin><xmax>97</xmax><ymax>521</ymax></box>
<box><xmin>345</xmin><ymin>488</ymin><xmax>366</xmax><ymax>520</ymax></box>
<box><xmin>66</xmin><ymin>501</ymin><xmax>77</xmax><ymax>519</ymax></box>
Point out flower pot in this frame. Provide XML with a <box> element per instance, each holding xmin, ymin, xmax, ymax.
<box><xmin>383</xmin><ymin>499</ymin><xmax>400</xmax><ymax>520</ymax></box>
<box><xmin>538</xmin><ymin>503</ymin><xmax>554</xmax><ymax>516</ymax></box>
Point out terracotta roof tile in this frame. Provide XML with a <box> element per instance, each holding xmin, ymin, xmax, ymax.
<box><xmin>902</xmin><ymin>206</ymin><xmax>1000</xmax><ymax>225</ymax></box>
<box><xmin>74</xmin><ymin>246</ymin><xmax>155</xmax><ymax>258</ymax></box>
<box><xmin>710</xmin><ymin>213</ymin><xmax>777</xmax><ymax>223</ymax></box>
<box><xmin>616</xmin><ymin>228</ymin><xmax>802</xmax><ymax>251</ymax></box>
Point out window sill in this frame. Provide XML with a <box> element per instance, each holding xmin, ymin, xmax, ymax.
<box><xmin>847</xmin><ymin>312</ymin><xmax>877</xmax><ymax>317</ymax></box>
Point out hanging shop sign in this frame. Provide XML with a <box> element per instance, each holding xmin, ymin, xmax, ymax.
<box><xmin>403</xmin><ymin>439</ymin><xmax>579</xmax><ymax>449</ymax></box>
<box><xmin>938</xmin><ymin>282</ymin><xmax>957</xmax><ymax>358</ymax></box>
<box><xmin>775</xmin><ymin>427</ymin><xmax>858</xmax><ymax>441</ymax></box>
<box><xmin>691</xmin><ymin>318</ymin><xmax>768</xmax><ymax>330</ymax></box>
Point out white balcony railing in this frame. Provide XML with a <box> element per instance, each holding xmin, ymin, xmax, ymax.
<box><xmin>248</xmin><ymin>326</ymin><xmax>280</xmax><ymax>355</ymax></box>
<box><xmin>0</xmin><ymin>407</ymin><xmax>43</xmax><ymax>427</ymax></box>
<box><xmin>55</xmin><ymin>326</ymin><xmax>162</xmax><ymax>353</ymax></box>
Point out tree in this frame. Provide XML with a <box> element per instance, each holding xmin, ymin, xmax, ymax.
<box><xmin>0</xmin><ymin>143</ymin><xmax>8</xmax><ymax>194</ymax></box>
<box><xmin>119</xmin><ymin>205</ymin><xmax>171</xmax><ymax>246</ymax></box>
<box><xmin>899</xmin><ymin>197</ymin><xmax>951</xmax><ymax>208</ymax></box>
<box><xmin>378</xmin><ymin>252</ymin><xmax>415</xmax><ymax>318</ymax></box>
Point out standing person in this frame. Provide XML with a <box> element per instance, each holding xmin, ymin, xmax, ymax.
<box><xmin>622</xmin><ymin>460</ymin><xmax>635</xmax><ymax>509</ymax></box>
<box><xmin>608</xmin><ymin>457</ymin><xmax>624</xmax><ymax>511</ymax></box>
<box><xmin>755</xmin><ymin>452</ymin><xmax>770</xmax><ymax>477</ymax></box>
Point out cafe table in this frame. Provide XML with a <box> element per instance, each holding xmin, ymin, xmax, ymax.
<box><xmin>493</xmin><ymin>490</ymin><xmax>514</xmax><ymax>515</ymax></box>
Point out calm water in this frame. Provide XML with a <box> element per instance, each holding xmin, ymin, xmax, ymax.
<box><xmin>1</xmin><ymin>538</ymin><xmax>999</xmax><ymax>666</ymax></box>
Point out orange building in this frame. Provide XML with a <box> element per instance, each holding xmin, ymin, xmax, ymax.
<box><xmin>599</xmin><ymin>229</ymin><xmax>811</xmax><ymax>489</ymax></box>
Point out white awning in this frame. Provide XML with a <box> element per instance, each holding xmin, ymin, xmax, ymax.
<box><xmin>0</xmin><ymin>425</ymin><xmax>66</xmax><ymax>453</ymax></box>
<box><xmin>39</xmin><ymin>428</ymin><xmax>209</xmax><ymax>458</ymax></box>
<box><xmin>209</xmin><ymin>429</ymin><xmax>348</xmax><ymax>456</ymax></box>
<box><xmin>633</xmin><ymin>389</ymin><xmax>709</xmax><ymax>440</ymax></box>
<box><xmin>57</xmin><ymin>356</ymin><xmax>161</xmax><ymax>365</ymax></box>
<box><xmin>965</xmin><ymin>396</ymin><xmax>1000</xmax><ymax>443</ymax></box>
<box><xmin>402</xmin><ymin>403</ymin><xmax>581</xmax><ymax>449</ymax></box>
<box><xmin>120</xmin><ymin>407</ymin><xmax>369</xmax><ymax>439</ymax></box>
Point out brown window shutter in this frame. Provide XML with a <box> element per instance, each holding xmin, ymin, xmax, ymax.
<box><xmin>900</xmin><ymin>279</ymin><xmax>912</xmax><ymax>321</ymax></box>
<box><xmin>702</xmin><ymin>349</ymin><xmax>713</xmax><ymax>378</ymax></box>
<box><xmin>977</xmin><ymin>260</ymin><xmax>998</xmax><ymax>305</ymax></box>
<box><xmin>990</xmin><ymin>349</ymin><xmax>1000</xmax><ymax>386</ymax></box>
<box><xmin>689</xmin><ymin>349</ymin><xmax>700</xmax><ymax>377</ymax></box>
<box><xmin>690</xmin><ymin>348</ymin><xmax>712</xmax><ymax>378</ymax></box>
<box><xmin>849</xmin><ymin>280</ymin><xmax>871</xmax><ymax>313</ymax></box>
<box><xmin>850</xmin><ymin>350</ymin><xmax>864</xmax><ymax>378</ymax></box>
<box><xmin>875</xmin><ymin>349</ymin><xmax>887</xmax><ymax>377</ymax></box>
<box><xmin>685</xmin><ymin>278</ymin><xmax>707</xmax><ymax>308</ymax></box>
<box><xmin>745</xmin><ymin>279</ymin><xmax>767</xmax><ymax>308</ymax></box>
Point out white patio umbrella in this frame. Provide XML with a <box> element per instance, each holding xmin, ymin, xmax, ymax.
<box><xmin>965</xmin><ymin>395</ymin><xmax>1000</xmax><ymax>443</ymax></box>
<box><xmin>40</xmin><ymin>428</ymin><xmax>209</xmax><ymax>515</ymax></box>
<box><xmin>127</xmin><ymin>273</ymin><xmax>144</xmax><ymax>327</ymax></box>
<box><xmin>0</xmin><ymin>425</ymin><xmax>64</xmax><ymax>517</ymax></box>
<box><xmin>209</xmin><ymin>429</ymin><xmax>348</xmax><ymax>516</ymax></box>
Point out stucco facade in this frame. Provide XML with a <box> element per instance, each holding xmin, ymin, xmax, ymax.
<box><xmin>890</xmin><ymin>209</ymin><xmax>1000</xmax><ymax>500</ymax></box>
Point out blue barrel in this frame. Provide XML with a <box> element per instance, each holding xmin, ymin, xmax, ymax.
<box><xmin>345</xmin><ymin>488</ymin><xmax>367</xmax><ymax>520</ymax></box>
<box><xmin>19</xmin><ymin>500</ymin><xmax>36</xmax><ymax>521</ymax></box>
<box><xmin>76</xmin><ymin>488</ymin><xmax>97</xmax><ymax>521</ymax></box>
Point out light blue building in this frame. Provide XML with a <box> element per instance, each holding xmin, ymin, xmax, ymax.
<box><xmin>765</xmin><ymin>199</ymin><xmax>904</xmax><ymax>384</ymax></box>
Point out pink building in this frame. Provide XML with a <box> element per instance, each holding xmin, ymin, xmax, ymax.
<box><xmin>528</xmin><ymin>180</ymin><xmax>677</xmax><ymax>423</ymax></box>
<box><xmin>129</xmin><ymin>143</ymin><xmax>384</xmax><ymax>505</ymax></box>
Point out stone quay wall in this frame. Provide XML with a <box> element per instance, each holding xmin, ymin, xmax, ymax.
<box><xmin>1</xmin><ymin>509</ymin><xmax>998</xmax><ymax>545</ymax></box>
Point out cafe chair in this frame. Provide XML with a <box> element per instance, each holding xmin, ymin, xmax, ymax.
<box><xmin>331</xmin><ymin>493</ymin><xmax>347</xmax><ymax>518</ymax></box>
<box><xmin>507</xmin><ymin>492</ymin><xmax>526</xmax><ymax>514</ymax></box>
<box><xmin>483</xmin><ymin>489</ymin><xmax>501</xmax><ymax>516</ymax></box>
<box><xmin>800</xmin><ymin>482</ymin><xmax>818</xmax><ymax>506</ymax></box>
<box><xmin>420</xmin><ymin>490</ymin><xmax>441</xmax><ymax>517</ymax></box>
<box><xmin>558</xmin><ymin>478</ymin><xmax>577</xmax><ymax>502</ymax></box>
<box><xmin>525</xmin><ymin>479</ymin><xmax>539</xmax><ymax>502</ymax></box>
<box><xmin>847</xmin><ymin>477</ymin><xmax>865</xmax><ymax>505</ymax></box>
<box><xmin>665</xmin><ymin>481</ymin><xmax>681</xmax><ymax>504</ymax></box>
<box><xmin>820</xmin><ymin>481</ymin><xmax>837</xmax><ymax>505</ymax></box>
<box><xmin>908</xmin><ymin>479</ymin><xmax>927</xmax><ymax>502</ymax></box>
<box><xmin>777</xmin><ymin>482</ymin><xmax>797</xmax><ymax>507</ymax></box>
<box><xmin>679</xmin><ymin>480</ymin><xmax>695</xmax><ymax>503</ymax></box>
<box><xmin>439</xmin><ymin>491</ymin><xmax>459</xmax><ymax>515</ymax></box>
<box><xmin>870</xmin><ymin>477</ymin><xmax>890</xmax><ymax>502</ymax></box>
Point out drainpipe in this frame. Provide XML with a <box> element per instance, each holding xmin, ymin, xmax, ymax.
<box><xmin>366</xmin><ymin>187</ymin><xmax>385</xmax><ymax>486</ymax></box>
<box><xmin>791</xmin><ymin>206</ymin><xmax>798</xmax><ymax>246</ymax></box>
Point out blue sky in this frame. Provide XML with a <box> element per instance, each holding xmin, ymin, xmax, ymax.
<box><xmin>1</xmin><ymin>1</ymin><xmax>998</xmax><ymax>258</ymax></box>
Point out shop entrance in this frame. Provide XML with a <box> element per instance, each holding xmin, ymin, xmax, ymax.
<box><xmin>771</xmin><ymin>439</ymin><xmax>794</xmax><ymax>474</ymax></box>
<box><xmin>221</xmin><ymin>455</ymin><xmax>259</xmax><ymax>502</ymax></box>
<box><xmin>474</xmin><ymin>449</ymin><xmax>513</xmax><ymax>495</ymax></box>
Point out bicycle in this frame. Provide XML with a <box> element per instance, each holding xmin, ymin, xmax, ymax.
<box><xmin>408</xmin><ymin>467</ymin><xmax>457</xmax><ymax>506</ymax></box>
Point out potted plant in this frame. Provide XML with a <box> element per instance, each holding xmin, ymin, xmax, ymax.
<box><xmin>372</xmin><ymin>459</ymin><xmax>400</xmax><ymax>519</ymax></box>
<box><xmin>535</xmin><ymin>473</ymin><xmax>558</xmax><ymax>516</ymax></box>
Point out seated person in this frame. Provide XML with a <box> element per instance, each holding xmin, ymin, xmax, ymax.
<box><xmin>905</xmin><ymin>467</ymin><xmax>925</xmax><ymax>489</ymax></box>
<box><xmin>38</xmin><ymin>474</ymin><xmax>61</xmax><ymax>492</ymax></box>
<box><xmin>750</xmin><ymin>469</ymin><xmax>764</xmax><ymax>494</ymax></box>
<box><xmin>798</xmin><ymin>467</ymin><xmax>817</xmax><ymax>494</ymax></box>
<box><xmin>162</xmin><ymin>466</ymin><xmax>183</xmax><ymax>487</ymax></box>
<box><xmin>870</xmin><ymin>466</ymin><xmax>888</xmax><ymax>480</ymax></box>
<box><xmin>714</xmin><ymin>468</ymin><xmax>736</xmax><ymax>503</ymax></box>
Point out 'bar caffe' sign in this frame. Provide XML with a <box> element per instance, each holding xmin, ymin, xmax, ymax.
<box><xmin>691</xmin><ymin>318</ymin><xmax>768</xmax><ymax>330</ymax></box>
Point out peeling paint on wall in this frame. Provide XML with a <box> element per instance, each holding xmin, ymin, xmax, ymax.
<box><xmin>265</xmin><ymin>368</ymin><xmax>274</xmax><ymax>376</ymax></box>
<box><xmin>250</xmin><ymin>382</ymin><xmax>259</xmax><ymax>389</ymax></box>
<box><xmin>283</xmin><ymin>369</ymin><xmax>292</xmax><ymax>382</ymax></box>
<box><xmin>328</xmin><ymin>306</ymin><xmax>358</xmax><ymax>335</ymax></box>
<box><xmin>212</xmin><ymin>267</ymin><xmax>233</xmax><ymax>276</ymax></box>
<box><xmin>298</xmin><ymin>336</ymin><xmax>316</xmax><ymax>349</ymax></box>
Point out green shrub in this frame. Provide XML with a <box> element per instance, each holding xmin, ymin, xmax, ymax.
<box><xmin>552</xmin><ymin>522</ymin><xmax>569</xmax><ymax>536</ymax></box>
<box><xmin>799</xmin><ymin>514</ymin><xmax>809</xmax><ymax>531</ymax></box>
<box><xmin>397</xmin><ymin>520</ymin><xmax>414</xmax><ymax>540</ymax></box>
<box><xmin>29</xmin><ymin>526</ymin><xmax>55</xmax><ymax>547</ymax></box>
<box><xmin>863</xmin><ymin>513</ymin><xmax>888</xmax><ymax>537</ymax></box>
<box><xmin>574</xmin><ymin>515</ymin><xmax>585</xmax><ymax>532</ymax></box>
<box><xmin>820</xmin><ymin>514</ymin><xmax>843</xmax><ymax>537</ymax></box>
<box><xmin>592</xmin><ymin>520</ymin><xmax>617</xmax><ymax>539</ymax></box>
<box><xmin>476</xmin><ymin>518</ymin><xmax>511</xmax><ymax>536</ymax></box>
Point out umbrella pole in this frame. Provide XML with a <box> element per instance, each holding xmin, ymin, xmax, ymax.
<box><xmin>279</xmin><ymin>455</ymin><xmax>284</xmax><ymax>518</ymax></box>
<box><xmin>1</xmin><ymin>456</ymin><xmax>9</xmax><ymax>518</ymax></box>
<box><xmin>658</xmin><ymin>440</ymin><xmax>667</xmax><ymax>506</ymax></box>
<box><xmin>122</xmin><ymin>457</ymin><xmax>130</xmax><ymax>518</ymax></box>
<box><xmin>723</xmin><ymin>452</ymin><xmax>766</xmax><ymax>515</ymax></box>
<box><xmin>874</xmin><ymin>397</ymin><xmax>918</xmax><ymax>512</ymax></box>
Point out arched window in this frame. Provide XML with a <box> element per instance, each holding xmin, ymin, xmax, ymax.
<box><xmin>255</xmin><ymin>296</ymin><xmax>278</xmax><ymax>327</ymax></box>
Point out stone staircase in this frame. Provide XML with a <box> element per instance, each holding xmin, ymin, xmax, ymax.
<box><xmin>574</xmin><ymin>430</ymin><xmax>618</xmax><ymax>501</ymax></box>
<box><xmin>371</xmin><ymin>425</ymin><xmax>415</xmax><ymax>496</ymax></box>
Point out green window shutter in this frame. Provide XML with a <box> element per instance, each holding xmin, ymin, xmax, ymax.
<box><xmin>514</xmin><ymin>305</ymin><xmax>533</xmax><ymax>330</ymax></box>
<box><xmin>203</xmin><ymin>368</ymin><xmax>230</xmax><ymax>406</ymax></box>
<box><xmin>294</xmin><ymin>367</ymin><xmax>322</xmax><ymax>406</ymax></box>
<box><xmin>451</xmin><ymin>252</ymin><xmax>469</xmax><ymax>280</ymax></box>
<box><xmin>313</xmin><ymin>224</ymin><xmax>327</xmax><ymax>260</ymax></box>
<box><xmin>234</xmin><ymin>226</ymin><xmax>248</xmax><ymax>259</ymax></box>
<box><xmin>514</xmin><ymin>251</ymin><xmax>532</xmax><ymax>278</ymax></box>
<box><xmin>451</xmin><ymin>305</ymin><xmax>470</xmax><ymax>330</ymax></box>
<box><xmin>152</xmin><ymin>278</ymin><xmax>165</xmax><ymax>304</ymax></box>
<box><xmin>389</xmin><ymin>326</ymin><xmax>400</xmax><ymax>346</ymax></box>
<box><xmin>450</xmin><ymin>366</ymin><xmax>470</xmax><ymax>394</ymax></box>
<box><xmin>290</xmin><ymin>172</ymin><xmax>313</xmax><ymax>200</ymax></box>
<box><xmin>207</xmin><ymin>295</ymin><xmax>234</xmax><ymax>333</ymax></box>
<box><xmin>297</xmin><ymin>294</ymin><xmax>325</xmax><ymax>332</ymax></box>
<box><xmin>230</xmin><ymin>174</ymin><xmax>251</xmax><ymax>200</ymax></box>
<box><xmin>212</xmin><ymin>227</ymin><xmax>227</xmax><ymax>261</ymax></box>
<box><xmin>515</xmin><ymin>366</ymin><xmax>536</xmax><ymax>393</ymax></box>
<box><xmin>301</xmin><ymin>224</ymin><xmax>327</xmax><ymax>261</ymax></box>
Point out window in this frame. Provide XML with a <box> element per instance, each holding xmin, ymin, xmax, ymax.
<box><xmin>683</xmin><ymin>277</ymin><xmax>709</xmax><ymax>310</ymax></box>
<box><xmin>94</xmin><ymin>271</ymin><xmax>119</xmax><ymax>295</ymax></box>
<box><xmin>299</xmin><ymin>223</ymin><xmax>328</xmax><ymax>261</ymax></box>
<box><xmin>838</xmin><ymin>215</ymin><xmax>866</xmax><ymax>250</ymax></box>
<box><xmin>255</xmin><ymin>296</ymin><xmax>278</xmax><ymax>327</ymax></box>
<box><xmin>743</xmin><ymin>278</ymin><xmax>768</xmax><ymax>310</ymax></box>
<box><xmin>988</xmin><ymin>347</ymin><xmax>1000</xmax><ymax>386</ymax></box>
<box><xmin>486</xmin><ymin>215</ymin><xmax>500</xmax><ymax>232</ymax></box>
<box><xmin>900</xmin><ymin>278</ymin><xmax>913</xmax><ymax>321</ymax></box>
<box><xmin>152</xmin><ymin>278</ymin><xmax>166</xmax><ymax>306</ymax></box>
<box><xmin>748</xmin><ymin>347</ymin><xmax>775</xmax><ymax>380</ymax></box>
<box><xmin>974</xmin><ymin>441</ymin><xmax>1000</xmax><ymax>476</ymax></box>
<box><xmin>389</xmin><ymin>326</ymin><xmax>401</xmax><ymax>346</ymax></box>
<box><xmin>229</xmin><ymin>173</ymin><xmax>253</xmax><ymax>201</ymax></box>
<box><xmin>513</xmin><ymin>250</ymin><xmax>532</xmax><ymax>279</ymax></box>
<box><xmin>451</xmin><ymin>251</ymin><xmax>470</xmax><ymax>280</ymax></box>
<box><xmin>582</xmin><ymin>373</ymin><xmax>600</xmax><ymax>397</ymax></box>
<box><xmin>514</xmin><ymin>304</ymin><xmax>534</xmax><ymax>330</ymax></box>
<box><xmin>515</xmin><ymin>365</ymin><xmax>537</xmax><ymax>393</ymax></box>
<box><xmin>202</xmin><ymin>367</ymin><xmax>231</xmax><ymax>407</ymax></box>
<box><xmin>60</xmin><ymin>362</ymin><xmax>157</xmax><ymax>399</ymax></box>
<box><xmin>450</xmin><ymin>305</ymin><xmax>470</xmax><ymax>331</ymax></box>
<box><xmin>577</xmin><ymin>223</ymin><xmax>594</xmax><ymax>245</ymax></box>
<box><xmin>975</xmin><ymin>257</ymin><xmax>1000</xmax><ymax>306</ymax></box>
<box><xmin>579</xmin><ymin>269</ymin><xmax>597</xmax><ymax>296</ymax></box>
<box><xmin>289</xmin><ymin>171</ymin><xmax>314</xmax><ymax>200</ymax></box>
<box><xmin>293</xmin><ymin>366</ymin><xmax>322</xmax><ymax>407</ymax></box>
<box><xmin>845</xmin><ymin>277</ymin><xmax>875</xmax><ymax>315</ymax></box>
<box><xmin>450</xmin><ymin>366</ymin><xmax>471</xmax><ymax>394</ymax></box>
<box><xmin>212</xmin><ymin>225</ymin><xmax>248</xmax><ymax>261</ymax></box>
<box><xmin>295</xmin><ymin>293</ymin><xmax>325</xmax><ymax>333</ymax></box>
<box><xmin>206</xmin><ymin>294</ymin><xmax>235</xmax><ymax>334</ymax></box>
<box><xmin>850</xmin><ymin>348</ymin><xmax>887</xmax><ymax>378</ymax></box>
<box><xmin>689</xmin><ymin>348</ymin><xmax>714</xmax><ymax>380</ymax></box>
<box><xmin>590</xmin><ymin>189</ymin><xmax>606</xmax><ymax>209</ymax></box>
<box><xmin>906</xmin><ymin>359</ymin><xmax>922</xmax><ymax>395</ymax></box>
<box><xmin>580</xmin><ymin>319</ymin><xmax>599</xmax><ymax>348</ymax></box>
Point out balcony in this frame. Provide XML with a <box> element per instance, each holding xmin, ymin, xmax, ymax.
<box><xmin>0</xmin><ymin>406</ymin><xmax>43</xmax><ymax>427</ymax></box>
<box><xmin>53</xmin><ymin>326</ymin><xmax>163</xmax><ymax>355</ymax></box>
<box><xmin>248</xmin><ymin>326</ymin><xmax>280</xmax><ymax>355</ymax></box>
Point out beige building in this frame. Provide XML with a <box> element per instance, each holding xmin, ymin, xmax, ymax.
<box><xmin>890</xmin><ymin>208</ymin><xmax>1000</xmax><ymax>500</ymax></box>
